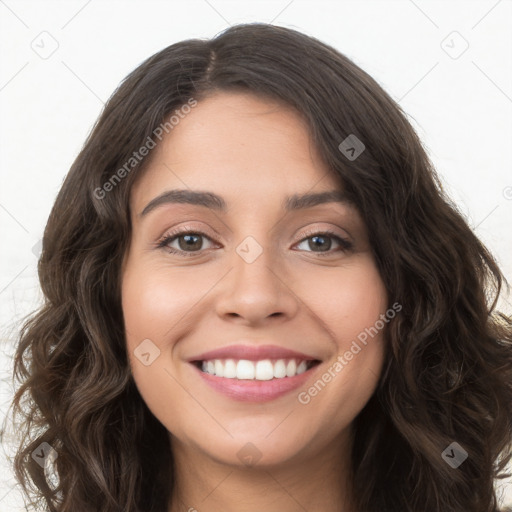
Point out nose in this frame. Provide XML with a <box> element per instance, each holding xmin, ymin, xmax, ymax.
<box><xmin>214</xmin><ymin>242</ymin><xmax>300</xmax><ymax>326</ymax></box>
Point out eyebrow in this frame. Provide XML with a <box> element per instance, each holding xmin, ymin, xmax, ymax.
<box><xmin>139</xmin><ymin>189</ymin><xmax>352</xmax><ymax>217</ymax></box>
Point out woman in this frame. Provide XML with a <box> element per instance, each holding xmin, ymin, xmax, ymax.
<box><xmin>11</xmin><ymin>23</ymin><xmax>512</xmax><ymax>512</ymax></box>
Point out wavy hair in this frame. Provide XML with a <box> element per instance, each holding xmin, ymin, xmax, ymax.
<box><xmin>9</xmin><ymin>23</ymin><xmax>512</xmax><ymax>512</ymax></box>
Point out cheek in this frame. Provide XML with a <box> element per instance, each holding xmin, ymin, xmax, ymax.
<box><xmin>122</xmin><ymin>261</ymin><xmax>218</xmax><ymax>346</ymax></box>
<box><xmin>293</xmin><ymin>258</ymin><xmax>388</xmax><ymax>413</ymax></box>
<box><xmin>121</xmin><ymin>260</ymin><xmax>228</xmax><ymax>412</ymax></box>
<box><xmin>121</xmin><ymin>262</ymin><xmax>193</xmax><ymax>424</ymax></box>
<box><xmin>334</xmin><ymin>277</ymin><xmax>388</xmax><ymax>343</ymax></box>
<box><xmin>300</xmin><ymin>257</ymin><xmax>388</xmax><ymax>345</ymax></box>
<box><xmin>121</xmin><ymin>261</ymin><xmax>191</xmax><ymax>389</ymax></box>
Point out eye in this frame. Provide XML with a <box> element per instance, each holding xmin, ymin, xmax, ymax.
<box><xmin>156</xmin><ymin>230</ymin><xmax>216</xmax><ymax>257</ymax></box>
<box><xmin>294</xmin><ymin>229</ymin><xmax>353</xmax><ymax>257</ymax></box>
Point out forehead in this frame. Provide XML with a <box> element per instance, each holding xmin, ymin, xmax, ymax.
<box><xmin>130</xmin><ymin>91</ymin><xmax>343</xmax><ymax>213</ymax></box>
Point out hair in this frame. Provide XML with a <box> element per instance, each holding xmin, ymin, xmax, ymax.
<box><xmin>8</xmin><ymin>22</ymin><xmax>512</xmax><ymax>512</ymax></box>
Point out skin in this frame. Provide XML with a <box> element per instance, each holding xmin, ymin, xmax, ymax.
<box><xmin>121</xmin><ymin>91</ymin><xmax>388</xmax><ymax>512</ymax></box>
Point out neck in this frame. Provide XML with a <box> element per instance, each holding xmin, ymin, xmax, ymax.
<box><xmin>168</xmin><ymin>429</ymin><xmax>356</xmax><ymax>512</ymax></box>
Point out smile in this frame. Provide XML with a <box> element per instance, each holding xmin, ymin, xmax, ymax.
<box><xmin>188</xmin><ymin>343</ymin><xmax>322</xmax><ymax>402</ymax></box>
<box><xmin>198</xmin><ymin>358</ymin><xmax>318</xmax><ymax>380</ymax></box>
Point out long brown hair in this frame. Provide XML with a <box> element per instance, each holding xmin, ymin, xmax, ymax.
<box><xmin>9</xmin><ymin>23</ymin><xmax>512</xmax><ymax>511</ymax></box>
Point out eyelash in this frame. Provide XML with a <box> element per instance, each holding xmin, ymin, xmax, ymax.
<box><xmin>155</xmin><ymin>227</ymin><xmax>353</xmax><ymax>258</ymax></box>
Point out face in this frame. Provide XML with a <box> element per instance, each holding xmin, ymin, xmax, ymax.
<box><xmin>121</xmin><ymin>91</ymin><xmax>388</xmax><ymax>469</ymax></box>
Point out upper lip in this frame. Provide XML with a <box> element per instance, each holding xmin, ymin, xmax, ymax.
<box><xmin>189</xmin><ymin>344</ymin><xmax>320</xmax><ymax>362</ymax></box>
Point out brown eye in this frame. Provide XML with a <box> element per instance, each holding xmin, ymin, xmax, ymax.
<box><xmin>305</xmin><ymin>234</ymin><xmax>332</xmax><ymax>252</ymax></box>
<box><xmin>176</xmin><ymin>234</ymin><xmax>204</xmax><ymax>251</ymax></box>
<box><xmin>157</xmin><ymin>230</ymin><xmax>216</xmax><ymax>256</ymax></box>
<box><xmin>294</xmin><ymin>230</ymin><xmax>353</xmax><ymax>256</ymax></box>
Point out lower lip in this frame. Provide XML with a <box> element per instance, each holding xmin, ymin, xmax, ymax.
<box><xmin>192</xmin><ymin>363</ymin><xmax>320</xmax><ymax>402</ymax></box>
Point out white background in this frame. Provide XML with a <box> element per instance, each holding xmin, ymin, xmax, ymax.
<box><xmin>1</xmin><ymin>0</ymin><xmax>511</xmax><ymax>509</ymax></box>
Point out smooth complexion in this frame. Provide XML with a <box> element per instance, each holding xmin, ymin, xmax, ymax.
<box><xmin>121</xmin><ymin>92</ymin><xmax>388</xmax><ymax>512</ymax></box>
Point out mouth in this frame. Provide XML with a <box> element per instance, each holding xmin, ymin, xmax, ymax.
<box><xmin>191</xmin><ymin>359</ymin><xmax>322</xmax><ymax>402</ymax></box>
<box><xmin>188</xmin><ymin>344</ymin><xmax>323</xmax><ymax>402</ymax></box>
<box><xmin>192</xmin><ymin>358</ymin><xmax>321</xmax><ymax>380</ymax></box>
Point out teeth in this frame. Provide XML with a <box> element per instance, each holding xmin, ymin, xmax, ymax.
<box><xmin>224</xmin><ymin>359</ymin><xmax>237</xmax><ymax>378</ymax></box>
<box><xmin>286</xmin><ymin>359</ymin><xmax>297</xmax><ymax>377</ymax></box>
<box><xmin>200</xmin><ymin>358</ymin><xmax>314</xmax><ymax>380</ymax></box>
<box><xmin>255</xmin><ymin>360</ymin><xmax>274</xmax><ymax>380</ymax></box>
<box><xmin>273</xmin><ymin>359</ymin><xmax>287</xmax><ymax>378</ymax></box>
<box><xmin>236</xmin><ymin>360</ymin><xmax>255</xmax><ymax>379</ymax></box>
<box><xmin>214</xmin><ymin>359</ymin><xmax>224</xmax><ymax>378</ymax></box>
<box><xmin>296</xmin><ymin>361</ymin><xmax>308</xmax><ymax>375</ymax></box>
